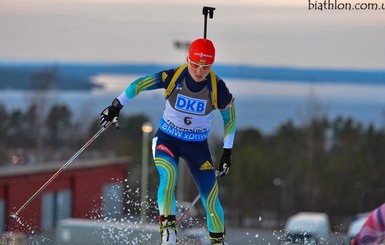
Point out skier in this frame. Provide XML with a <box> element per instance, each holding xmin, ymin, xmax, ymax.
<box><xmin>99</xmin><ymin>38</ymin><xmax>236</xmax><ymax>245</ymax></box>
<box><xmin>351</xmin><ymin>203</ymin><xmax>385</xmax><ymax>245</ymax></box>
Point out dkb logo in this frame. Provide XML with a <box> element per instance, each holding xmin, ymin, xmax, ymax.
<box><xmin>175</xmin><ymin>94</ymin><xmax>206</xmax><ymax>115</ymax></box>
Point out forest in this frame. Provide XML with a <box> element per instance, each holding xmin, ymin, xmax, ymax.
<box><xmin>1</xmin><ymin>101</ymin><xmax>385</xmax><ymax>231</ymax></box>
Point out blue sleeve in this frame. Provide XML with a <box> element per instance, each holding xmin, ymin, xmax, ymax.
<box><xmin>216</xmin><ymin>78</ymin><xmax>233</xmax><ymax>110</ymax></box>
<box><xmin>217</xmin><ymin>77</ymin><xmax>236</xmax><ymax>149</ymax></box>
<box><xmin>117</xmin><ymin>69</ymin><xmax>175</xmax><ymax>105</ymax></box>
<box><xmin>220</xmin><ymin>103</ymin><xmax>236</xmax><ymax>149</ymax></box>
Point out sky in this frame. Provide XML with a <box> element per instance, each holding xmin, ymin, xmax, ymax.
<box><xmin>1</xmin><ymin>0</ymin><xmax>385</xmax><ymax>69</ymax></box>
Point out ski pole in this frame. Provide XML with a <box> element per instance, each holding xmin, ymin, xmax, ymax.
<box><xmin>176</xmin><ymin>193</ymin><xmax>201</xmax><ymax>226</ymax></box>
<box><xmin>9</xmin><ymin>118</ymin><xmax>118</xmax><ymax>220</ymax></box>
<box><xmin>176</xmin><ymin>171</ymin><xmax>222</xmax><ymax>226</ymax></box>
<box><xmin>202</xmin><ymin>6</ymin><xmax>215</xmax><ymax>39</ymax></box>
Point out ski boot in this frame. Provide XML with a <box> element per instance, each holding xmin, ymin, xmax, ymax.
<box><xmin>159</xmin><ymin>215</ymin><xmax>177</xmax><ymax>245</ymax></box>
<box><xmin>210</xmin><ymin>231</ymin><xmax>228</xmax><ymax>245</ymax></box>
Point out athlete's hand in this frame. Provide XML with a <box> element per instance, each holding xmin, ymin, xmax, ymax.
<box><xmin>100</xmin><ymin>98</ymin><xmax>123</xmax><ymax>128</ymax></box>
<box><xmin>218</xmin><ymin>149</ymin><xmax>232</xmax><ymax>177</ymax></box>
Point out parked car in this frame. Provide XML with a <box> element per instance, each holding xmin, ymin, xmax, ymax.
<box><xmin>56</xmin><ymin>218</ymin><xmax>160</xmax><ymax>244</ymax></box>
<box><xmin>343</xmin><ymin>213</ymin><xmax>370</xmax><ymax>245</ymax></box>
<box><xmin>279</xmin><ymin>212</ymin><xmax>330</xmax><ymax>244</ymax></box>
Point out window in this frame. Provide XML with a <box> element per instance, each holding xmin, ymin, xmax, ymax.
<box><xmin>56</xmin><ymin>190</ymin><xmax>72</xmax><ymax>221</ymax></box>
<box><xmin>102</xmin><ymin>183</ymin><xmax>123</xmax><ymax>220</ymax></box>
<box><xmin>41</xmin><ymin>190</ymin><xmax>72</xmax><ymax>230</ymax></box>
<box><xmin>41</xmin><ymin>192</ymin><xmax>55</xmax><ymax>230</ymax></box>
<box><xmin>0</xmin><ymin>199</ymin><xmax>5</xmax><ymax>235</ymax></box>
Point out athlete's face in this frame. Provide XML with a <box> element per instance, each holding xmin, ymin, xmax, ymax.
<box><xmin>187</xmin><ymin>58</ymin><xmax>212</xmax><ymax>82</ymax></box>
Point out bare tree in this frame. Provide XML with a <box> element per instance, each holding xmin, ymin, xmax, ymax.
<box><xmin>28</xmin><ymin>65</ymin><xmax>59</xmax><ymax>163</ymax></box>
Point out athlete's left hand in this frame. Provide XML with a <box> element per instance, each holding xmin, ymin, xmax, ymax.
<box><xmin>218</xmin><ymin>149</ymin><xmax>232</xmax><ymax>177</ymax></box>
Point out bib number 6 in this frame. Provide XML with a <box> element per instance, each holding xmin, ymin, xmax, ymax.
<box><xmin>184</xmin><ymin>117</ymin><xmax>192</xmax><ymax>125</ymax></box>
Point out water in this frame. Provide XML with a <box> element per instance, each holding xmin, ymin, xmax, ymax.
<box><xmin>1</xmin><ymin>78</ymin><xmax>384</xmax><ymax>134</ymax></box>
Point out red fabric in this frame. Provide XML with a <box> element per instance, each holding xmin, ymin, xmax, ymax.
<box><xmin>188</xmin><ymin>38</ymin><xmax>215</xmax><ymax>64</ymax></box>
<box><xmin>355</xmin><ymin>203</ymin><xmax>385</xmax><ymax>244</ymax></box>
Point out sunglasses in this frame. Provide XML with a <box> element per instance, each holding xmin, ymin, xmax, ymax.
<box><xmin>188</xmin><ymin>58</ymin><xmax>212</xmax><ymax>71</ymax></box>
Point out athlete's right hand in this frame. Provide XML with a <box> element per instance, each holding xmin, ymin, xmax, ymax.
<box><xmin>100</xmin><ymin>98</ymin><xmax>123</xmax><ymax>128</ymax></box>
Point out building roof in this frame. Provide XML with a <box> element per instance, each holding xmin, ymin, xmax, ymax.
<box><xmin>0</xmin><ymin>156</ymin><xmax>131</xmax><ymax>178</ymax></box>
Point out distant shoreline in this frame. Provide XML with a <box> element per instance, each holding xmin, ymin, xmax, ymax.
<box><xmin>1</xmin><ymin>61</ymin><xmax>385</xmax><ymax>91</ymax></box>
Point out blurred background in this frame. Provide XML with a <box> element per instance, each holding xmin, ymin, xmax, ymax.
<box><xmin>1</xmin><ymin>0</ymin><xmax>385</xmax><ymax>244</ymax></box>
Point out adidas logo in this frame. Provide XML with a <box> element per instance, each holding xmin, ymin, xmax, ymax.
<box><xmin>199</xmin><ymin>161</ymin><xmax>214</xmax><ymax>171</ymax></box>
<box><xmin>162</xmin><ymin>72</ymin><xmax>168</xmax><ymax>82</ymax></box>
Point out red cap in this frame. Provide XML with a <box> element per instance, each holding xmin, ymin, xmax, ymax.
<box><xmin>188</xmin><ymin>39</ymin><xmax>215</xmax><ymax>65</ymax></box>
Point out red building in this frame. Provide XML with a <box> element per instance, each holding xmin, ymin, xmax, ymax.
<box><xmin>0</xmin><ymin>157</ymin><xmax>130</xmax><ymax>234</ymax></box>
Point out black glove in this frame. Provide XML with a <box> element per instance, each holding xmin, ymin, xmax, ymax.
<box><xmin>100</xmin><ymin>98</ymin><xmax>123</xmax><ymax>128</ymax></box>
<box><xmin>218</xmin><ymin>148</ymin><xmax>232</xmax><ymax>177</ymax></box>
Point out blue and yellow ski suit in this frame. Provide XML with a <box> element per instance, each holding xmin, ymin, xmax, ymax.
<box><xmin>116</xmin><ymin>65</ymin><xmax>236</xmax><ymax>234</ymax></box>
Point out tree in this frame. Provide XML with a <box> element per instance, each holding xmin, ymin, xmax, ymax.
<box><xmin>45</xmin><ymin>104</ymin><xmax>72</xmax><ymax>148</ymax></box>
<box><xmin>0</xmin><ymin>104</ymin><xmax>8</xmax><ymax>165</ymax></box>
